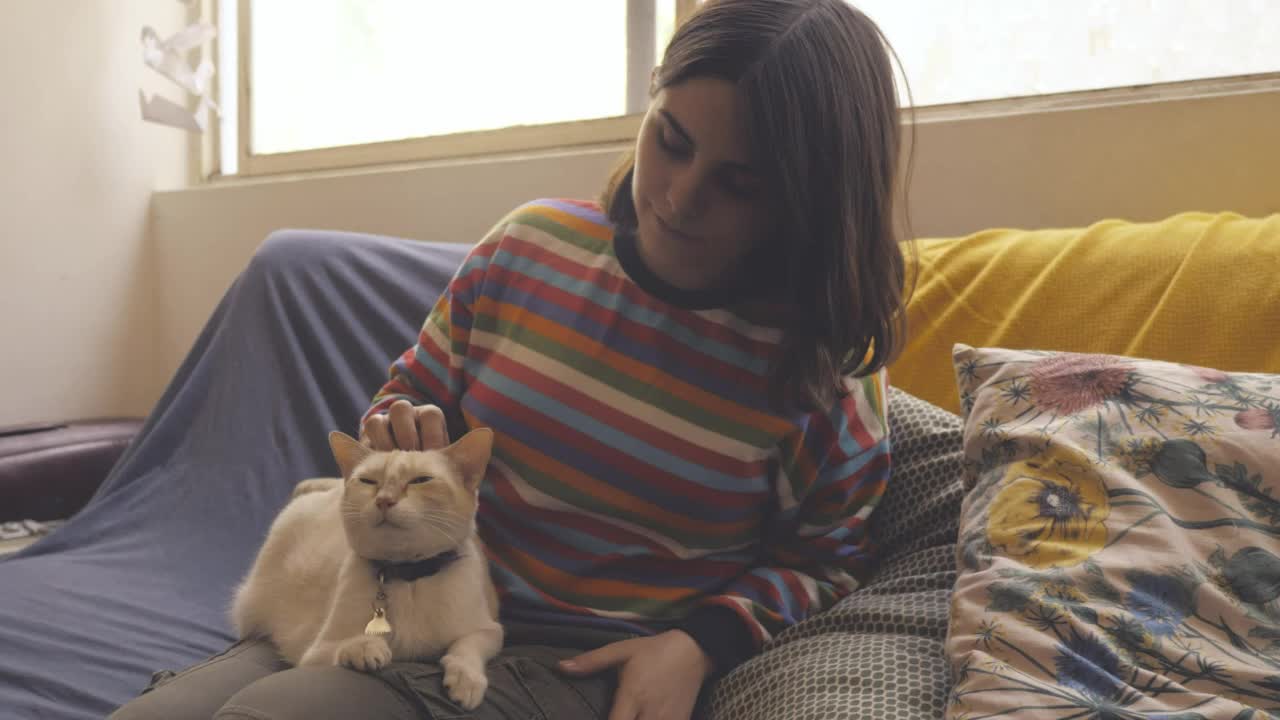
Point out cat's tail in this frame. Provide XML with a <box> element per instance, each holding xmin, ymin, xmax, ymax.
<box><xmin>291</xmin><ymin>477</ymin><xmax>342</xmax><ymax>499</ymax></box>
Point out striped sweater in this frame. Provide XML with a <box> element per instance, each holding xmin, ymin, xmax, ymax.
<box><xmin>365</xmin><ymin>198</ymin><xmax>891</xmax><ymax>672</ymax></box>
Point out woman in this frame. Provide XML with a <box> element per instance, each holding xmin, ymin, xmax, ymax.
<box><xmin>112</xmin><ymin>0</ymin><xmax>908</xmax><ymax>718</ymax></box>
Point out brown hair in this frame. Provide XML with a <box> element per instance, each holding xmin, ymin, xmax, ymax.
<box><xmin>602</xmin><ymin>0</ymin><xmax>913</xmax><ymax>410</ymax></box>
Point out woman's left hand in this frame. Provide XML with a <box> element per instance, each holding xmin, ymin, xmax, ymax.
<box><xmin>558</xmin><ymin>630</ymin><xmax>713</xmax><ymax>720</ymax></box>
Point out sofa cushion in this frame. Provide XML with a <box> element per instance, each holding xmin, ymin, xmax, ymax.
<box><xmin>709</xmin><ymin>386</ymin><xmax>965</xmax><ymax>720</ymax></box>
<box><xmin>0</xmin><ymin>418</ymin><xmax>143</xmax><ymax>522</ymax></box>
<box><xmin>946</xmin><ymin>345</ymin><xmax>1280</xmax><ymax>719</ymax></box>
<box><xmin>892</xmin><ymin>211</ymin><xmax>1280</xmax><ymax>414</ymax></box>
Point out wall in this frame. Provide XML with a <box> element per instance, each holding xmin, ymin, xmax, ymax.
<box><xmin>0</xmin><ymin>0</ymin><xmax>192</xmax><ymax>426</ymax></box>
<box><xmin>905</xmin><ymin>86</ymin><xmax>1280</xmax><ymax>233</ymax></box>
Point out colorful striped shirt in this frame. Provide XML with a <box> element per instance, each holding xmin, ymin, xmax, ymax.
<box><xmin>366</xmin><ymin>198</ymin><xmax>890</xmax><ymax>670</ymax></box>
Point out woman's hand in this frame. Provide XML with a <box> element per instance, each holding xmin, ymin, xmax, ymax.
<box><xmin>559</xmin><ymin>630</ymin><xmax>713</xmax><ymax>720</ymax></box>
<box><xmin>360</xmin><ymin>399</ymin><xmax>449</xmax><ymax>451</ymax></box>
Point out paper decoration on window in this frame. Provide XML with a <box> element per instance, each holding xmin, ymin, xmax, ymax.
<box><xmin>140</xmin><ymin>17</ymin><xmax>220</xmax><ymax>132</ymax></box>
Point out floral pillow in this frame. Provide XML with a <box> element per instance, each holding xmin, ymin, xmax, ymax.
<box><xmin>946</xmin><ymin>345</ymin><xmax>1280</xmax><ymax>720</ymax></box>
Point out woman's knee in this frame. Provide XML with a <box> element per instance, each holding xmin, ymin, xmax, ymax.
<box><xmin>214</xmin><ymin>666</ymin><xmax>417</xmax><ymax>720</ymax></box>
<box><xmin>108</xmin><ymin>640</ymin><xmax>285</xmax><ymax>720</ymax></box>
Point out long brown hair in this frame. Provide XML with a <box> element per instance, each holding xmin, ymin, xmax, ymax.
<box><xmin>602</xmin><ymin>0</ymin><xmax>912</xmax><ymax>410</ymax></box>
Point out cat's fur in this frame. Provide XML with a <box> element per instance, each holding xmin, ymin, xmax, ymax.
<box><xmin>231</xmin><ymin>429</ymin><xmax>502</xmax><ymax>709</ymax></box>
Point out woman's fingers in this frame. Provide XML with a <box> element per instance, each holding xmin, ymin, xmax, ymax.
<box><xmin>361</xmin><ymin>401</ymin><xmax>449</xmax><ymax>451</ymax></box>
<box><xmin>361</xmin><ymin>414</ymin><xmax>394</xmax><ymax>451</ymax></box>
<box><xmin>388</xmin><ymin>400</ymin><xmax>421</xmax><ymax>451</ymax></box>
<box><xmin>415</xmin><ymin>404</ymin><xmax>449</xmax><ymax>450</ymax></box>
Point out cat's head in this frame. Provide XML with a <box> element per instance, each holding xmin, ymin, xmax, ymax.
<box><xmin>328</xmin><ymin>428</ymin><xmax>493</xmax><ymax>563</ymax></box>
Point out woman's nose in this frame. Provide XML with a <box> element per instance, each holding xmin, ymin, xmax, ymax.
<box><xmin>665</xmin><ymin>168</ymin><xmax>702</xmax><ymax>223</ymax></box>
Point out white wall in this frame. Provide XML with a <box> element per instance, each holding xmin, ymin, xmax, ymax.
<box><xmin>0</xmin><ymin>0</ymin><xmax>192</xmax><ymax>426</ymax></box>
<box><xmin>905</xmin><ymin>86</ymin><xmax>1280</xmax><ymax>233</ymax></box>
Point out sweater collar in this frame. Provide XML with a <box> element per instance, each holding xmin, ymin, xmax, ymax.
<box><xmin>613</xmin><ymin>227</ymin><xmax>779</xmax><ymax>311</ymax></box>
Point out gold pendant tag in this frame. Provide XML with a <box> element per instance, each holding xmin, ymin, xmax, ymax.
<box><xmin>365</xmin><ymin>608</ymin><xmax>392</xmax><ymax>636</ymax></box>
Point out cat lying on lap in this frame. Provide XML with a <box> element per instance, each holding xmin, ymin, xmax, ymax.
<box><xmin>231</xmin><ymin>428</ymin><xmax>502</xmax><ymax>710</ymax></box>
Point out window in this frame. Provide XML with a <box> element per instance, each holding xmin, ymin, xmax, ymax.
<box><xmin>218</xmin><ymin>0</ymin><xmax>692</xmax><ymax>176</ymax></box>
<box><xmin>216</xmin><ymin>0</ymin><xmax>1278</xmax><ymax>178</ymax></box>
<box><xmin>862</xmin><ymin>0</ymin><xmax>1280</xmax><ymax>107</ymax></box>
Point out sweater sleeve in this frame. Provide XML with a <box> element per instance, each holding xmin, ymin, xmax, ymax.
<box><xmin>675</xmin><ymin>372</ymin><xmax>892</xmax><ymax>675</ymax></box>
<box><xmin>362</xmin><ymin>221</ymin><xmax>505</xmax><ymax>435</ymax></box>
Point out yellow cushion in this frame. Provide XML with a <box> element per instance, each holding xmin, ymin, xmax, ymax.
<box><xmin>890</xmin><ymin>211</ymin><xmax>1280</xmax><ymax>414</ymax></box>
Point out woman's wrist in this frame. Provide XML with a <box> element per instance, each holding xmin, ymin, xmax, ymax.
<box><xmin>673</xmin><ymin>605</ymin><xmax>756</xmax><ymax>679</ymax></box>
<box><xmin>664</xmin><ymin>628</ymin><xmax>716</xmax><ymax>680</ymax></box>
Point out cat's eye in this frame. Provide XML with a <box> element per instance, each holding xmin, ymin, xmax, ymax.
<box><xmin>408</xmin><ymin>476</ymin><xmax>433</xmax><ymax>485</ymax></box>
<box><xmin>357</xmin><ymin>477</ymin><xmax>376</xmax><ymax>485</ymax></box>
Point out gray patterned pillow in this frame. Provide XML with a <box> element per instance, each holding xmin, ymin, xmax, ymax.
<box><xmin>708</xmin><ymin>387</ymin><xmax>964</xmax><ymax>720</ymax></box>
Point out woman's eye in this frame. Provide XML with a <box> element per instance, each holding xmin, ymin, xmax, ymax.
<box><xmin>656</xmin><ymin>127</ymin><xmax>690</xmax><ymax>157</ymax></box>
<box><xmin>357</xmin><ymin>477</ymin><xmax>376</xmax><ymax>485</ymax></box>
<box><xmin>408</xmin><ymin>476</ymin><xmax>433</xmax><ymax>485</ymax></box>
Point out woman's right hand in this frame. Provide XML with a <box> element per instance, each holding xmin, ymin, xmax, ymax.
<box><xmin>360</xmin><ymin>399</ymin><xmax>450</xmax><ymax>451</ymax></box>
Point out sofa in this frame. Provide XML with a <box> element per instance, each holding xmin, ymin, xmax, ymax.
<box><xmin>0</xmin><ymin>419</ymin><xmax>143</xmax><ymax>527</ymax></box>
<box><xmin>1</xmin><ymin>210</ymin><xmax>1275</xmax><ymax>719</ymax></box>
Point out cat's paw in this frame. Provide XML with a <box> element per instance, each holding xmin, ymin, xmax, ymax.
<box><xmin>336</xmin><ymin>635</ymin><xmax>392</xmax><ymax>672</ymax></box>
<box><xmin>440</xmin><ymin>653</ymin><xmax>488</xmax><ymax>710</ymax></box>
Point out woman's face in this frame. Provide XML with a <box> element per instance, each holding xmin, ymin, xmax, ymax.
<box><xmin>631</xmin><ymin>76</ymin><xmax>775</xmax><ymax>292</ymax></box>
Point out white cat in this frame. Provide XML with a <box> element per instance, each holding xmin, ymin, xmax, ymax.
<box><xmin>231</xmin><ymin>428</ymin><xmax>502</xmax><ymax>710</ymax></box>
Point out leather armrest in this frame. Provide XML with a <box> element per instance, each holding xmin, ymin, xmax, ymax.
<box><xmin>0</xmin><ymin>418</ymin><xmax>143</xmax><ymax>522</ymax></box>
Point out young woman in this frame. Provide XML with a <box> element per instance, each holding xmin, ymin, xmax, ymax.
<box><xmin>112</xmin><ymin>1</ymin><xmax>908</xmax><ymax>718</ymax></box>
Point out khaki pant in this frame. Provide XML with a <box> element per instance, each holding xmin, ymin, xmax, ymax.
<box><xmin>109</xmin><ymin>624</ymin><xmax>626</xmax><ymax>719</ymax></box>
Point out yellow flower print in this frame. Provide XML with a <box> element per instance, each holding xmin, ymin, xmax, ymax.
<box><xmin>1033</xmin><ymin>580</ymin><xmax>1088</xmax><ymax>611</ymax></box>
<box><xmin>987</xmin><ymin>450</ymin><xmax>1110</xmax><ymax>568</ymax></box>
<box><xmin>1115</xmin><ymin>437</ymin><xmax>1163</xmax><ymax>478</ymax></box>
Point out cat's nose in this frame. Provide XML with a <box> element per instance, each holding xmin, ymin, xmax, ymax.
<box><xmin>375</xmin><ymin>496</ymin><xmax>398</xmax><ymax>510</ymax></box>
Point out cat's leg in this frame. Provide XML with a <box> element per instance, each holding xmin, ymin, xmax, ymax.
<box><xmin>333</xmin><ymin>633</ymin><xmax>393</xmax><ymax>672</ymax></box>
<box><xmin>298</xmin><ymin>619</ymin><xmax>393</xmax><ymax>672</ymax></box>
<box><xmin>440</xmin><ymin>622</ymin><xmax>504</xmax><ymax>710</ymax></box>
<box><xmin>298</xmin><ymin>558</ymin><xmax>391</xmax><ymax>672</ymax></box>
<box><xmin>298</xmin><ymin>610</ymin><xmax>392</xmax><ymax>671</ymax></box>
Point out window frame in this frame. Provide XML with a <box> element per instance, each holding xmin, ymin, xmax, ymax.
<box><xmin>215</xmin><ymin>0</ymin><xmax>697</xmax><ymax>179</ymax></box>
<box><xmin>211</xmin><ymin>0</ymin><xmax>1278</xmax><ymax>181</ymax></box>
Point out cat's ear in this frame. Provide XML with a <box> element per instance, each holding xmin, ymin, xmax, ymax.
<box><xmin>329</xmin><ymin>431</ymin><xmax>372</xmax><ymax>479</ymax></box>
<box><xmin>443</xmin><ymin>428</ymin><xmax>493</xmax><ymax>493</ymax></box>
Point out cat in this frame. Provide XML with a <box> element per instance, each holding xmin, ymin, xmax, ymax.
<box><xmin>231</xmin><ymin>428</ymin><xmax>502</xmax><ymax>710</ymax></box>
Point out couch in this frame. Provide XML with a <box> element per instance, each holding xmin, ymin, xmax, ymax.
<box><xmin>1</xmin><ymin>210</ymin><xmax>1275</xmax><ymax>719</ymax></box>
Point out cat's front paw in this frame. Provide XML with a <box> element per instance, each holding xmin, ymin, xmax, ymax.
<box><xmin>440</xmin><ymin>653</ymin><xmax>488</xmax><ymax>710</ymax></box>
<box><xmin>337</xmin><ymin>635</ymin><xmax>392</xmax><ymax>672</ymax></box>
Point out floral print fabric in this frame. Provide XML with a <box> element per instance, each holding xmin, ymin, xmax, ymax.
<box><xmin>947</xmin><ymin>345</ymin><xmax>1280</xmax><ymax>720</ymax></box>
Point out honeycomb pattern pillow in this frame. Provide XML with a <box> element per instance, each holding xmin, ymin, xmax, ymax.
<box><xmin>709</xmin><ymin>387</ymin><xmax>965</xmax><ymax>720</ymax></box>
<box><xmin>946</xmin><ymin>344</ymin><xmax>1280</xmax><ymax>720</ymax></box>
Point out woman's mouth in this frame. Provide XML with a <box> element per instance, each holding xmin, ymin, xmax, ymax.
<box><xmin>654</xmin><ymin>212</ymin><xmax>699</xmax><ymax>244</ymax></box>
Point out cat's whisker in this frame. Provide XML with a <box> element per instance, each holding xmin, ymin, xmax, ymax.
<box><xmin>421</xmin><ymin>520</ymin><xmax>465</xmax><ymax>546</ymax></box>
